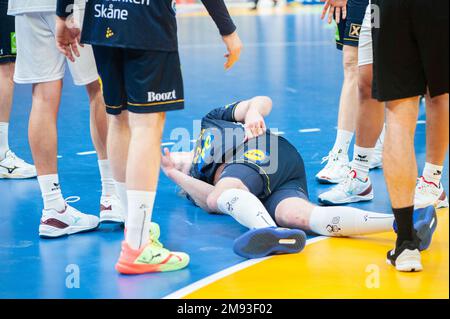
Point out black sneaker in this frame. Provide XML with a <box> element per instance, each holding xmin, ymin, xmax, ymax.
<box><xmin>387</xmin><ymin>239</ymin><xmax>423</xmax><ymax>272</ymax></box>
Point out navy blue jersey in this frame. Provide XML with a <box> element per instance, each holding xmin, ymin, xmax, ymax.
<box><xmin>190</xmin><ymin>103</ymin><xmax>301</xmax><ymax>192</ymax></box>
<box><xmin>57</xmin><ymin>0</ymin><xmax>236</xmax><ymax>51</ymax></box>
<box><xmin>80</xmin><ymin>0</ymin><xmax>178</xmax><ymax>51</ymax></box>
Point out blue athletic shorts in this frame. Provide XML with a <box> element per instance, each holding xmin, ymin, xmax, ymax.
<box><xmin>336</xmin><ymin>0</ymin><xmax>369</xmax><ymax>50</ymax></box>
<box><xmin>92</xmin><ymin>46</ymin><xmax>184</xmax><ymax>115</ymax></box>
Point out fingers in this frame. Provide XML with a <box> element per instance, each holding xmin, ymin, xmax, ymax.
<box><xmin>245</xmin><ymin>121</ymin><xmax>266</xmax><ymax>141</ymax></box>
<box><xmin>335</xmin><ymin>7</ymin><xmax>341</xmax><ymax>24</ymax></box>
<box><xmin>321</xmin><ymin>1</ymin><xmax>330</xmax><ymax>20</ymax></box>
<box><xmin>224</xmin><ymin>50</ymin><xmax>240</xmax><ymax>70</ymax></box>
<box><xmin>328</xmin><ymin>5</ymin><xmax>335</xmax><ymax>24</ymax></box>
<box><xmin>70</xmin><ymin>40</ymin><xmax>81</xmax><ymax>58</ymax></box>
<box><xmin>342</xmin><ymin>6</ymin><xmax>347</xmax><ymax>20</ymax></box>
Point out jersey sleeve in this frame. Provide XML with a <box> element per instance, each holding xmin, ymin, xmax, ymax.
<box><xmin>201</xmin><ymin>0</ymin><xmax>237</xmax><ymax>36</ymax></box>
<box><xmin>203</xmin><ymin>101</ymin><xmax>241</xmax><ymax>123</ymax></box>
<box><xmin>56</xmin><ymin>0</ymin><xmax>75</xmax><ymax>18</ymax></box>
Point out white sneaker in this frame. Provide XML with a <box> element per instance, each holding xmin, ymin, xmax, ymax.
<box><xmin>100</xmin><ymin>195</ymin><xmax>125</xmax><ymax>224</ymax></box>
<box><xmin>415</xmin><ymin>176</ymin><xmax>449</xmax><ymax>209</ymax></box>
<box><xmin>0</xmin><ymin>150</ymin><xmax>37</xmax><ymax>179</ymax></box>
<box><xmin>316</xmin><ymin>151</ymin><xmax>350</xmax><ymax>184</ymax></box>
<box><xmin>39</xmin><ymin>200</ymin><xmax>100</xmax><ymax>238</ymax></box>
<box><xmin>318</xmin><ymin>170</ymin><xmax>374</xmax><ymax>205</ymax></box>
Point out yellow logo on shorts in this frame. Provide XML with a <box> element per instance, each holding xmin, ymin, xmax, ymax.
<box><xmin>244</xmin><ymin>149</ymin><xmax>267</xmax><ymax>163</ymax></box>
<box><xmin>106</xmin><ymin>27</ymin><xmax>114</xmax><ymax>39</ymax></box>
<box><xmin>350</xmin><ymin>24</ymin><xmax>361</xmax><ymax>38</ymax></box>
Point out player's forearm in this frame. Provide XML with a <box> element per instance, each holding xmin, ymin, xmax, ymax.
<box><xmin>56</xmin><ymin>0</ymin><xmax>75</xmax><ymax>18</ymax></box>
<box><xmin>201</xmin><ymin>0</ymin><xmax>237</xmax><ymax>36</ymax></box>
<box><xmin>234</xmin><ymin>96</ymin><xmax>273</xmax><ymax>122</ymax></box>
<box><xmin>168</xmin><ymin>169</ymin><xmax>214</xmax><ymax>212</ymax></box>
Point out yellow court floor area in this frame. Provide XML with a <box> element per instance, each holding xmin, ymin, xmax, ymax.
<box><xmin>185</xmin><ymin>209</ymin><xmax>449</xmax><ymax>299</ymax></box>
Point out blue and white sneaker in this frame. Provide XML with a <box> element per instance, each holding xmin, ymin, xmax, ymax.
<box><xmin>318</xmin><ymin>170</ymin><xmax>374</xmax><ymax>206</ymax></box>
<box><xmin>393</xmin><ymin>205</ymin><xmax>438</xmax><ymax>251</ymax></box>
<box><xmin>233</xmin><ymin>227</ymin><xmax>306</xmax><ymax>259</ymax></box>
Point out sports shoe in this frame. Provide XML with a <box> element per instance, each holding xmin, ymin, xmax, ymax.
<box><xmin>415</xmin><ymin>177</ymin><xmax>449</xmax><ymax>209</ymax></box>
<box><xmin>100</xmin><ymin>195</ymin><xmax>125</xmax><ymax>224</ymax></box>
<box><xmin>39</xmin><ymin>199</ymin><xmax>100</xmax><ymax>238</ymax></box>
<box><xmin>393</xmin><ymin>205</ymin><xmax>438</xmax><ymax>251</ymax></box>
<box><xmin>0</xmin><ymin>150</ymin><xmax>37</xmax><ymax>179</ymax></box>
<box><xmin>233</xmin><ymin>227</ymin><xmax>306</xmax><ymax>259</ymax></box>
<box><xmin>318</xmin><ymin>170</ymin><xmax>374</xmax><ymax>205</ymax></box>
<box><xmin>115</xmin><ymin>241</ymin><xmax>190</xmax><ymax>275</ymax></box>
<box><xmin>316</xmin><ymin>151</ymin><xmax>350</xmax><ymax>184</ymax></box>
<box><xmin>387</xmin><ymin>240</ymin><xmax>423</xmax><ymax>272</ymax></box>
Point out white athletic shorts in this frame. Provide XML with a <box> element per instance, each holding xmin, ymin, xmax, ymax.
<box><xmin>14</xmin><ymin>10</ymin><xmax>98</xmax><ymax>85</ymax></box>
<box><xmin>358</xmin><ymin>4</ymin><xmax>373</xmax><ymax>67</ymax></box>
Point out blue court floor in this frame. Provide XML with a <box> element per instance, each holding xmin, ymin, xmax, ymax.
<box><xmin>0</xmin><ymin>8</ymin><xmax>448</xmax><ymax>299</ymax></box>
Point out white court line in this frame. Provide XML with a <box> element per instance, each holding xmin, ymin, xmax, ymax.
<box><xmin>77</xmin><ymin>151</ymin><xmax>97</xmax><ymax>156</ymax></box>
<box><xmin>163</xmin><ymin>236</ymin><xmax>329</xmax><ymax>299</ymax></box>
<box><xmin>161</xmin><ymin>142</ymin><xmax>176</xmax><ymax>147</ymax></box>
<box><xmin>417</xmin><ymin>120</ymin><xmax>426</xmax><ymax>125</ymax></box>
<box><xmin>272</xmin><ymin>131</ymin><xmax>285</xmax><ymax>136</ymax></box>
<box><xmin>299</xmin><ymin>128</ymin><xmax>321</xmax><ymax>133</ymax></box>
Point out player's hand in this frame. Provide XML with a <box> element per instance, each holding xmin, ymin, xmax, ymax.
<box><xmin>55</xmin><ymin>16</ymin><xmax>84</xmax><ymax>62</ymax></box>
<box><xmin>222</xmin><ymin>31</ymin><xmax>243</xmax><ymax>70</ymax></box>
<box><xmin>161</xmin><ymin>148</ymin><xmax>177</xmax><ymax>177</ymax></box>
<box><xmin>244</xmin><ymin>107</ymin><xmax>267</xmax><ymax>141</ymax></box>
<box><xmin>320</xmin><ymin>0</ymin><xmax>348</xmax><ymax>24</ymax></box>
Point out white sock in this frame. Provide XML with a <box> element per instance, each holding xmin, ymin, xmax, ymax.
<box><xmin>98</xmin><ymin>160</ymin><xmax>115</xmax><ymax>197</ymax></box>
<box><xmin>115</xmin><ymin>182</ymin><xmax>128</xmax><ymax>223</ymax></box>
<box><xmin>332</xmin><ymin>129</ymin><xmax>354</xmax><ymax>156</ymax></box>
<box><xmin>126</xmin><ymin>191</ymin><xmax>155</xmax><ymax>250</ymax></box>
<box><xmin>422</xmin><ymin>162</ymin><xmax>444</xmax><ymax>186</ymax></box>
<box><xmin>0</xmin><ymin>122</ymin><xmax>9</xmax><ymax>159</ymax></box>
<box><xmin>351</xmin><ymin>145</ymin><xmax>373</xmax><ymax>181</ymax></box>
<box><xmin>217</xmin><ymin>189</ymin><xmax>277</xmax><ymax>229</ymax></box>
<box><xmin>374</xmin><ymin>124</ymin><xmax>386</xmax><ymax>152</ymax></box>
<box><xmin>309</xmin><ymin>206</ymin><xmax>394</xmax><ymax>237</ymax></box>
<box><xmin>37</xmin><ymin>174</ymin><xmax>66</xmax><ymax>212</ymax></box>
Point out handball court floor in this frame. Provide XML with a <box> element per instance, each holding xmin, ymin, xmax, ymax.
<box><xmin>0</xmin><ymin>5</ymin><xmax>448</xmax><ymax>299</ymax></box>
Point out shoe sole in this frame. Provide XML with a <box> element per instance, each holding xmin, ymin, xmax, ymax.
<box><xmin>233</xmin><ymin>228</ymin><xmax>306</xmax><ymax>259</ymax></box>
<box><xmin>318</xmin><ymin>194</ymin><xmax>374</xmax><ymax>206</ymax></box>
<box><xmin>386</xmin><ymin>258</ymin><xmax>423</xmax><ymax>272</ymax></box>
<box><xmin>436</xmin><ymin>196</ymin><xmax>449</xmax><ymax>209</ymax></box>
<box><xmin>0</xmin><ymin>173</ymin><xmax>37</xmax><ymax>179</ymax></box>
<box><xmin>116</xmin><ymin>257</ymin><xmax>190</xmax><ymax>275</ymax></box>
<box><xmin>100</xmin><ymin>213</ymin><xmax>125</xmax><ymax>225</ymax></box>
<box><xmin>415</xmin><ymin>207</ymin><xmax>438</xmax><ymax>251</ymax></box>
<box><xmin>315</xmin><ymin>176</ymin><xmax>344</xmax><ymax>185</ymax></box>
<box><xmin>39</xmin><ymin>224</ymin><xmax>100</xmax><ymax>238</ymax></box>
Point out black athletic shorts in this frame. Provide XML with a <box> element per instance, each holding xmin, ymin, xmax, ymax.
<box><xmin>220</xmin><ymin>153</ymin><xmax>309</xmax><ymax>221</ymax></box>
<box><xmin>0</xmin><ymin>2</ymin><xmax>16</xmax><ymax>64</ymax></box>
<box><xmin>371</xmin><ymin>0</ymin><xmax>449</xmax><ymax>101</ymax></box>
<box><xmin>336</xmin><ymin>0</ymin><xmax>369</xmax><ymax>50</ymax></box>
<box><xmin>92</xmin><ymin>45</ymin><xmax>184</xmax><ymax>115</ymax></box>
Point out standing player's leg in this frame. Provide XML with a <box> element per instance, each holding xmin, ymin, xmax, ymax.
<box><xmin>62</xmin><ymin>6</ymin><xmax>124</xmax><ymax>224</ymax></box>
<box><xmin>14</xmin><ymin>12</ymin><xmax>99</xmax><ymax>238</ymax></box>
<box><xmin>316</xmin><ymin>45</ymin><xmax>357</xmax><ymax>184</ymax></box>
<box><xmin>0</xmin><ymin>4</ymin><xmax>36</xmax><ymax>179</ymax></box>
<box><xmin>92</xmin><ymin>47</ymin><xmax>189</xmax><ymax>274</ymax></box>
<box><xmin>317</xmin><ymin>1</ymin><xmax>369</xmax><ymax>184</ymax></box>
<box><xmin>319</xmin><ymin>4</ymin><xmax>385</xmax><ymax>205</ymax></box>
<box><xmin>415</xmin><ymin>93</ymin><xmax>449</xmax><ymax>209</ymax></box>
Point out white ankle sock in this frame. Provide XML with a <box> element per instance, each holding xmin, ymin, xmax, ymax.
<box><xmin>98</xmin><ymin>160</ymin><xmax>115</xmax><ymax>197</ymax></box>
<box><xmin>351</xmin><ymin>145</ymin><xmax>373</xmax><ymax>181</ymax></box>
<box><xmin>422</xmin><ymin>162</ymin><xmax>444</xmax><ymax>186</ymax></box>
<box><xmin>115</xmin><ymin>182</ymin><xmax>128</xmax><ymax>223</ymax></box>
<box><xmin>126</xmin><ymin>191</ymin><xmax>155</xmax><ymax>250</ymax></box>
<box><xmin>217</xmin><ymin>189</ymin><xmax>277</xmax><ymax>229</ymax></box>
<box><xmin>332</xmin><ymin>129</ymin><xmax>354</xmax><ymax>155</ymax></box>
<box><xmin>0</xmin><ymin>122</ymin><xmax>9</xmax><ymax>160</ymax></box>
<box><xmin>310</xmin><ymin>206</ymin><xmax>394</xmax><ymax>237</ymax></box>
<box><xmin>37</xmin><ymin>174</ymin><xmax>66</xmax><ymax>212</ymax></box>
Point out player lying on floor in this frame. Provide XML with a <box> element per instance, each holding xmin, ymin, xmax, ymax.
<box><xmin>161</xmin><ymin>96</ymin><xmax>436</xmax><ymax>259</ymax></box>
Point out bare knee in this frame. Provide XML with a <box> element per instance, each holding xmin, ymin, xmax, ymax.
<box><xmin>275</xmin><ymin>198</ymin><xmax>314</xmax><ymax>230</ymax></box>
<box><xmin>358</xmin><ymin>70</ymin><xmax>373</xmax><ymax>101</ymax></box>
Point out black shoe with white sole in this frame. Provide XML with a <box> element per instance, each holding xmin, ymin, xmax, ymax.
<box><xmin>387</xmin><ymin>239</ymin><xmax>423</xmax><ymax>272</ymax></box>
